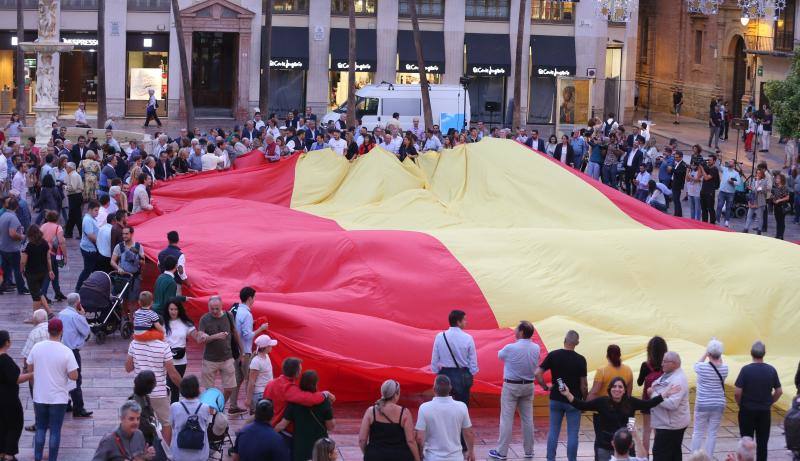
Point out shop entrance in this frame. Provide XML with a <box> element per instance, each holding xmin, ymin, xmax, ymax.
<box><xmin>192</xmin><ymin>32</ymin><xmax>237</xmax><ymax>115</ymax></box>
<box><xmin>59</xmin><ymin>50</ymin><xmax>98</xmax><ymax>115</ymax></box>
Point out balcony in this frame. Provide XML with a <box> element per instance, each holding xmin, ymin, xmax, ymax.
<box><xmin>744</xmin><ymin>33</ymin><xmax>796</xmax><ymax>56</ymax></box>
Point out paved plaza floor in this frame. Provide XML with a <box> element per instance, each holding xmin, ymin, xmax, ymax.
<box><xmin>1</xmin><ymin>237</ymin><xmax>796</xmax><ymax>460</ymax></box>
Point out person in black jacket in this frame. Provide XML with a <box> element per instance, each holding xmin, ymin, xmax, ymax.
<box><xmin>623</xmin><ymin>136</ymin><xmax>646</xmax><ymax>195</ymax></box>
<box><xmin>34</xmin><ymin>175</ymin><xmax>63</xmax><ymax>225</ymax></box>
<box><xmin>670</xmin><ymin>152</ymin><xmax>687</xmax><ymax>217</ymax></box>
<box><xmin>554</xmin><ymin>134</ymin><xmax>575</xmax><ymax>165</ymax></box>
<box><xmin>560</xmin><ymin>377</ymin><xmax>679</xmax><ymax>461</ymax></box>
<box><xmin>525</xmin><ymin>129</ymin><xmax>546</xmax><ymax>152</ymax></box>
<box><xmin>397</xmin><ymin>135</ymin><xmax>418</xmax><ymax>163</ymax></box>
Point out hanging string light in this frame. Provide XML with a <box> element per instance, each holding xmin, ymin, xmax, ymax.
<box><xmin>595</xmin><ymin>0</ymin><xmax>635</xmax><ymax>22</ymax></box>
<box><xmin>738</xmin><ymin>0</ymin><xmax>787</xmax><ymax>19</ymax></box>
<box><xmin>687</xmin><ymin>0</ymin><xmax>723</xmax><ymax>14</ymax></box>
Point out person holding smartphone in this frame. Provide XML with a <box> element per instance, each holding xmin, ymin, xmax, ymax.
<box><xmin>560</xmin><ymin>377</ymin><xmax>679</xmax><ymax>461</ymax></box>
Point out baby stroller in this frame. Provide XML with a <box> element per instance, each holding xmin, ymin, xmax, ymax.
<box><xmin>79</xmin><ymin>271</ymin><xmax>133</xmax><ymax>344</ymax></box>
<box><xmin>201</xmin><ymin>388</ymin><xmax>234</xmax><ymax>461</ymax></box>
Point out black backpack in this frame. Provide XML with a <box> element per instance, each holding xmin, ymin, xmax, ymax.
<box><xmin>785</xmin><ymin>396</ymin><xmax>800</xmax><ymax>453</ymax></box>
<box><xmin>176</xmin><ymin>402</ymin><xmax>205</xmax><ymax>450</ymax></box>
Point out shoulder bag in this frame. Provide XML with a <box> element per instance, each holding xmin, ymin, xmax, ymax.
<box><xmin>442</xmin><ymin>332</ymin><xmax>474</xmax><ymax>389</ymax></box>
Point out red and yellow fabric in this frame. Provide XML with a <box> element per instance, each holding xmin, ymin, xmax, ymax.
<box><xmin>132</xmin><ymin>139</ymin><xmax>800</xmax><ymax>406</ymax></box>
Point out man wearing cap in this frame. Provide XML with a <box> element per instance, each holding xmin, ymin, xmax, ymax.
<box><xmin>27</xmin><ymin>318</ymin><xmax>80</xmax><ymax>461</ymax></box>
<box><xmin>59</xmin><ymin>292</ymin><xmax>93</xmax><ymax>418</ymax></box>
<box><xmin>246</xmin><ymin>334</ymin><xmax>278</xmax><ymax>413</ymax></box>
<box><xmin>229</xmin><ymin>286</ymin><xmax>269</xmax><ymax>414</ymax></box>
<box><xmin>232</xmin><ymin>399</ymin><xmax>290</xmax><ymax>461</ymax></box>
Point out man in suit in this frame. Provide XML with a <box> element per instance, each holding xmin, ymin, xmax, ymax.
<box><xmin>154</xmin><ymin>151</ymin><xmax>173</xmax><ymax>181</ymax></box>
<box><xmin>525</xmin><ymin>129</ymin><xmax>546</xmax><ymax>152</ymax></box>
<box><xmin>241</xmin><ymin>121</ymin><xmax>258</xmax><ymax>143</ymax></box>
<box><xmin>304</xmin><ymin>106</ymin><xmax>317</xmax><ymax>122</ymax></box>
<box><xmin>70</xmin><ymin>136</ymin><xmax>88</xmax><ymax>165</ymax></box>
<box><xmin>670</xmin><ymin>151</ymin><xmax>687</xmax><ymax>217</ymax></box>
<box><xmin>623</xmin><ymin>136</ymin><xmax>646</xmax><ymax>195</ymax></box>
<box><xmin>305</xmin><ymin>120</ymin><xmax>319</xmax><ymax>151</ymax></box>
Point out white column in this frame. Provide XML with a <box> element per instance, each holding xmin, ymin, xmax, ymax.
<box><xmin>105</xmin><ymin>0</ymin><xmax>127</xmax><ymax>118</ymax></box>
<box><xmin>443</xmin><ymin>0</ymin><xmax>465</xmax><ymax>84</ymax></box>
<box><xmin>167</xmin><ymin>0</ymin><xmax>190</xmax><ymax>119</ymax></box>
<box><xmin>376</xmin><ymin>0</ymin><xmax>398</xmax><ymax>83</ymax></box>
<box><xmin>243</xmin><ymin>0</ymin><xmax>262</xmax><ymax>113</ymax></box>
<box><xmin>306</xmin><ymin>0</ymin><xmax>331</xmax><ymax>115</ymax></box>
<box><xmin>574</xmin><ymin>1</ymin><xmax>609</xmax><ymax>119</ymax></box>
<box><xmin>619</xmin><ymin>0</ymin><xmax>639</xmax><ymax>124</ymax></box>
<box><xmin>507</xmin><ymin>0</ymin><xmax>531</xmax><ymax>126</ymax></box>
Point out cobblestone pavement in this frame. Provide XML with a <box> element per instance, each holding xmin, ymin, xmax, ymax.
<box><xmin>1</xmin><ymin>237</ymin><xmax>796</xmax><ymax>460</ymax></box>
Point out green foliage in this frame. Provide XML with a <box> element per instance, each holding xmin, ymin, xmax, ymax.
<box><xmin>764</xmin><ymin>48</ymin><xmax>800</xmax><ymax>139</ymax></box>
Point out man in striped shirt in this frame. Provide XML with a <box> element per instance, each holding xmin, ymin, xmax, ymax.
<box><xmin>125</xmin><ymin>335</ymin><xmax>183</xmax><ymax>445</ymax></box>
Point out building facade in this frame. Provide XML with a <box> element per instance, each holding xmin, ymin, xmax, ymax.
<box><xmin>1</xmin><ymin>0</ymin><xmax>642</xmax><ymax>131</ymax></box>
<box><xmin>636</xmin><ymin>0</ymin><xmax>798</xmax><ymax>121</ymax></box>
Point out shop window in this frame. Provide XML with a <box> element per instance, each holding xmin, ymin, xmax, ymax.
<box><xmin>531</xmin><ymin>0</ymin><xmax>574</xmax><ymax>22</ymax></box>
<box><xmin>273</xmin><ymin>0</ymin><xmax>309</xmax><ymax>13</ymax></box>
<box><xmin>127</xmin><ymin>0</ymin><xmax>170</xmax><ymax>11</ymax></box>
<box><xmin>268</xmin><ymin>69</ymin><xmax>306</xmax><ymax>115</ymax></box>
<box><xmin>126</xmin><ymin>51</ymin><xmax>168</xmax><ymax>117</ymax></box>
<box><xmin>528</xmin><ymin>76</ymin><xmax>556</xmax><ymax>124</ymax></box>
<box><xmin>381</xmin><ymin>98</ymin><xmax>421</xmax><ymax>116</ymax></box>
<box><xmin>399</xmin><ymin>0</ymin><xmax>444</xmax><ymax>17</ymax></box>
<box><xmin>331</xmin><ymin>0</ymin><xmax>376</xmax><ymax>15</ymax></box>
<box><xmin>329</xmin><ymin>71</ymin><xmax>374</xmax><ymax>108</ymax></box>
<box><xmin>774</xmin><ymin>0</ymin><xmax>796</xmax><ymax>52</ymax></box>
<box><xmin>61</xmin><ymin>0</ymin><xmax>97</xmax><ymax>9</ymax></box>
<box><xmin>694</xmin><ymin>30</ymin><xmax>703</xmax><ymax>64</ymax></box>
<box><xmin>466</xmin><ymin>0</ymin><xmax>510</xmax><ymax>19</ymax></box>
<box><xmin>396</xmin><ymin>73</ymin><xmax>443</xmax><ymax>85</ymax></box>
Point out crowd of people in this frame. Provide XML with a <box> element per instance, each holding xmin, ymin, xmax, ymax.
<box><xmin>0</xmin><ymin>108</ymin><xmax>798</xmax><ymax>461</ymax></box>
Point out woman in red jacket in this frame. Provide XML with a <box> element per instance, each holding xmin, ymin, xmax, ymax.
<box><xmin>358</xmin><ymin>134</ymin><xmax>376</xmax><ymax>156</ymax></box>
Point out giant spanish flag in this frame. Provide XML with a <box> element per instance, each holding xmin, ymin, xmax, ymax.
<box><xmin>131</xmin><ymin>139</ymin><xmax>800</xmax><ymax>406</ymax></box>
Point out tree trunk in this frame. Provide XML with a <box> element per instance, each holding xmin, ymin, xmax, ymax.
<box><xmin>512</xmin><ymin>0</ymin><xmax>526</xmax><ymax>130</ymax></box>
<box><xmin>172</xmin><ymin>0</ymin><xmax>195</xmax><ymax>131</ymax></box>
<box><xmin>96</xmin><ymin>0</ymin><xmax>107</xmax><ymax>128</ymax></box>
<box><xmin>408</xmin><ymin>0</ymin><xmax>433</xmax><ymax>131</ymax></box>
<box><xmin>260</xmin><ymin>0</ymin><xmax>273</xmax><ymax>115</ymax></box>
<box><xmin>14</xmin><ymin>0</ymin><xmax>26</xmax><ymax>124</ymax></box>
<box><xmin>345</xmin><ymin>0</ymin><xmax>357</xmax><ymax>128</ymax></box>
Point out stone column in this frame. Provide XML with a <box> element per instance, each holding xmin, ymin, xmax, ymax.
<box><xmin>167</xmin><ymin>0</ymin><xmax>188</xmax><ymax>119</ymax></box>
<box><xmin>104</xmin><ymin>0</ymin><xmax>127</xmax><ymax>118</ymax></box>
<box><xmin>506</xmin><ymin>0</ymin><xmax>531</xmax><ymax>126</ymax></box>
<box><xmin>619</xmin><ymin>0</ymin><xmax>640</xmax><ymax>124</ymax></box>
<box><xmin>19</xmin><ymin>0</ymin><xmax>73</xmax><ymax>147</ymax></box>
<box><xmin>242</xmin><ymin>0</ymin><xmax>262</xmax><ymax>113</ymax></box>
<box><xmin>575</xmin><ymin>0</ymin><xmax>609</xmax><ymax>121</ymax></box>
<box><xmin>442</xmin><ymin>0</ymin><xmax>465</xmax><ymax>84</ymax></box>
<box><xmin>236</xmin><ymin>30</ymin><xmax>252</xmax><ymax>120</ymax></box>
<box><xmin>376</xmin><ymin>0</ymin><xmax>398</xmax><ymax>83</ymax></box>
<box><xmin>306</xmin><ymin>0</ymin><xmax>331</xmax><ymax>115</ymax></box>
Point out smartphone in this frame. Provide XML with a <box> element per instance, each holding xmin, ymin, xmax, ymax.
<box><xmin>627</xmin><ymin>417</ymin><xmax>636</xmax><ymax>431</ymax></box>
<box><xmin>557</xmin><ymin>378</ymin><xmax>566</xmax><ymax>392</ymax></box>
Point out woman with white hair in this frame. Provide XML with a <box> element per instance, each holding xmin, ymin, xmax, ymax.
<box><xmin>358</xmin><ymin>379</ymin><xmax>420</xmax><ymax>461</ymax></box>
<box><xmin>691</xmin><ymin>338</ymin><xmax>728</xmax><ymax>457</ymax></box>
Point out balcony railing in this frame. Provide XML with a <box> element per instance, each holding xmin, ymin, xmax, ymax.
<box><xmin>128</xmin><ymin>0</ymin><xmax>171</xmax><ymax>11</ymax></box>
<box><xmin>744</xmin><ymin>33</ymin><xmax>796</xmax><ymax>56</ymax></box>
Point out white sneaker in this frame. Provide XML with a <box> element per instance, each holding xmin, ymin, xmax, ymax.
<box><xmin>725</xmin><ymin>220</ymin><xmax>730</xmax><ymax>227</ymax></box>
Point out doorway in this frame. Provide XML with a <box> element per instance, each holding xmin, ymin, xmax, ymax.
<box><xmin>731</xmin><ymin>36</ymin><xmax>747</xmax><ymax>117</ymax></box>
<box><xmin>59</xmin><ymin>50</ymin><xmax>98</xmax><ymax>116</ymax></box>
<box><xmin>192</xmin><ymin>32</ymin><xmax>237</xmax><ymax>116</ymax></box>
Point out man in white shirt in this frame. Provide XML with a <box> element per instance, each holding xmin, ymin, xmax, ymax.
<box><xmin>132</xmin><ymin>174</ymin><xmax>153</xmax><ymax>214</ymax></box>
<box><xmin>229</xmin><ymin>286</ymin><xmax>268</xmax><ymax>413</ymax></box>
<box><xmin>74</xmin><ymin>102</ymin><xmax>90</xmax><ymax>128</ymax></box>
<box><xmin>152</xmin><ymin>134</ymin><xmax>169</xmax><ymax>158</ymax></box>
<box><xmin>327</xmin><ymin>130</ymin><xmax>347</xmax><ymax>156</ymax></box>
<box><xmin>253</xmin><ymin>112</ymin><xmax>266</xmax><ymax>132</ymax></box>
<box><xmin>640</xmin><ymin>122</ymin><xmax>651</xmax><ymax>143</ymax></box>
<box><xmin>431</xmin><ymin>310</ymin><xmax>479</xmax><ymax>408</ymax></box>
<box><xmin>379</xmin><ymin>133</ymin><xmax>398</xmax><ymax>154</ymax></box>
<box><xmin>515</xmin><ymin>128</ymin><xmax>528</xmax><ymax>144</ymax></box>
<box><xmin>386</xmin><ymin>112</ymin><xmax>402</xmax><ymax>131</ymax></box>
<box><xmin>489</xmin><ymin>321</ymin><xmax>545</xmax><ymax>460</ymax></box>
<box><xmin>27</xmin><ymin>318</ymin><xmax>79</xmax><ymax>461</ymax></box>
<box><xmin>415</xmin><ymin>375</ymin><xmax>475</xmax><ymax>461</ymax></box>
<box><xmin>105</xmin><ymin>130</ymin><xmax>122</xmax><ymax>154</ymax></box>
<box><xmin>423</xmin><ymin>129</ymin><xmax>443</xmax><ymax>152</ymax></box>
<box><xmin>96</xmin><ymin>213</ymin><xmax>115</xmax><ymax>271</ymax></box>
<box><xmin>201</xmin><ymin>147</ymin><xmax>222</xmax><ymax>171</ymax></box>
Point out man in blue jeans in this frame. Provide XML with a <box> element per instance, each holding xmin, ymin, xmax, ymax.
<box><xmin>535</xmin><ymin>330</ymin><xmax>587</xmax><ymax>461</ymax></box>
<box><xmin>716</xmin><ymin>159</ymin><xmax>741</xmax><ymax>227</ymax></box>
<box><xmin>0</xmin><ymin>197</ymin><xmax>29</xmax><ymax>294</ymax></box>
<box><xmin>26</xmin><ymin>318</ymin><xmax>79</xmax><ymax>461</ymax></box>
<box><xmin>75</xmin><ymin>200</ymin><xmax>100</xmax><ymax>292</ymax></box>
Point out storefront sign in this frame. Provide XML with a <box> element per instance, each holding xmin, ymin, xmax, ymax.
<box><xmin>470</xmin><ymin>66</ymin><xmax>507</xmax><ymax>76</ymax></box>
<box><xmin>335</xmin><ymin>61</ymin><xmax>374</xmax><ymax>72</ymax></box>
<box><xmin>537</xmin><ymin>68</ymin><xmax>572</xmax><ymax>77</ymax></box>
<box><xmin>62</xmin><ymin>37</ymin><xmax>99</xmax><ymax>47</ymax></box>
<box><xmin>270</xmin><ymin>59</ymin><xmax>305</xmax><ymax>70</ymax></box>
<box><xmin>402</xmin><ymin>63</ymin><xmax>442</xmax><ymax>73</ymax></box>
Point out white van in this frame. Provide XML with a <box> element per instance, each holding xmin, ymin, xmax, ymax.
<box><xmin>322</xmin><ymin>83</ymin><xmax>470</xmax><ymax>132</ymax></box>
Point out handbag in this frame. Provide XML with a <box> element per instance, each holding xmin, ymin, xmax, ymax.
<box><xmin>171</xmin><ymin>347</ymin><xmax>186</xmax><ymax>360</ymax></box>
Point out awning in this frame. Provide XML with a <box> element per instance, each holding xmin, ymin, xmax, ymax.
<box><xmin>530</xmin><ymin>35</ymin><xmax>576</xmax><ymax>77</ymax></box>
<box><xmin>329</xmin><ymin>28</ymin><xmax>377</xmax><ymax>72</ymax></box>
<box><xmin>269</xmin><ymin>26</ymin><xmax>309</xmax><ymax>70</ymax></box>
<box><xmin>396</xmin><ymin>30</ymin><xmax>445</xmax><ymax>74</ymax></box>
<box><xmin>465</xmin><ymin>33</ymin><xmax>511</xmax><ymax>77</ymax></box>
